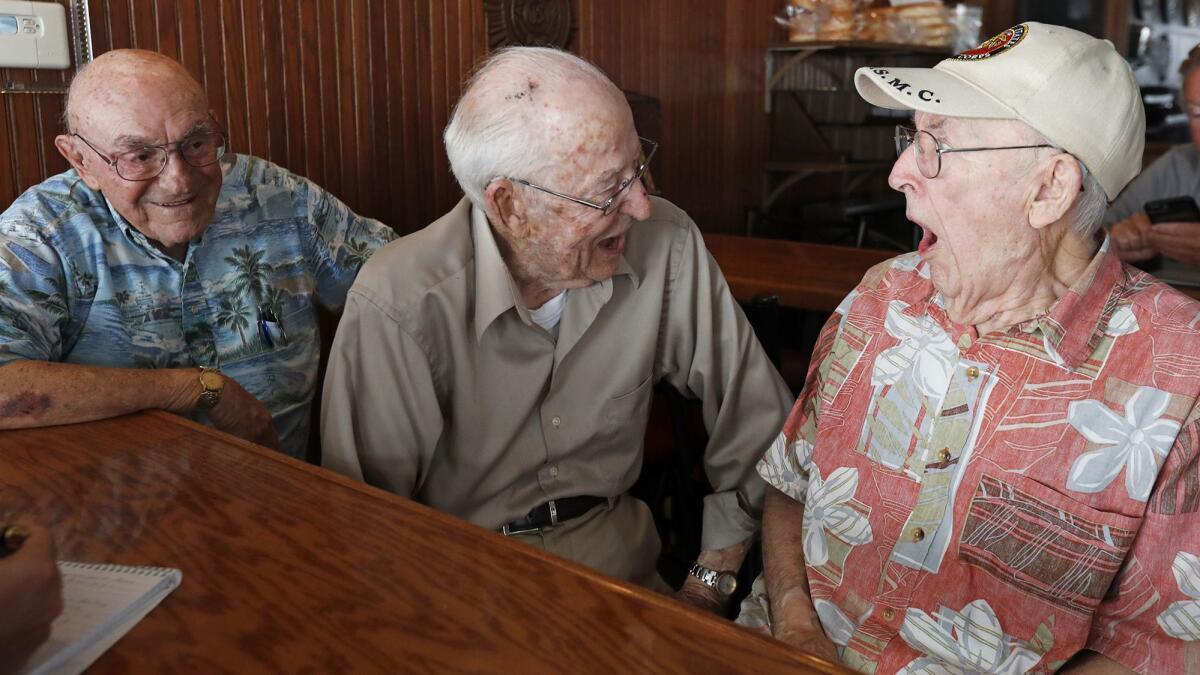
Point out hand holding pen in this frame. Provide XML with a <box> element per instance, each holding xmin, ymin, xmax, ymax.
<box><xmin>0</xmin><ymin>523</ymin><xmax>63</xmax><ymax>675</ymax></box>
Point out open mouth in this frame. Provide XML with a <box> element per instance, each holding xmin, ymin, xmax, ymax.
<box><xmin>918</xmin><ymin>227</ymin><xmax>938</xmax><ymax>254</ymax></box>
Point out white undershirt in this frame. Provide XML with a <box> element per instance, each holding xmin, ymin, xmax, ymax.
<box><xmin>529</xmin><ymin>290</ymin><xmax>567</xmax><ymax>337</ymax></box>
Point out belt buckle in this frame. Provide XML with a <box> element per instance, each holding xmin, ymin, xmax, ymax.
<box><xmin>501</xmin><ymin>522</ymin><xmax>540</xmax><ymax>536</ymax></box>
<box><xmin>501</xmin><ymin>499</ymin><xmax>560</xmax><ymax>536</ymax></box>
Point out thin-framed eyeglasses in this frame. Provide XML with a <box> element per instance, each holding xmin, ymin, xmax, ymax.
<box><xmin>895</xmin><ymin>125</ymin><xmax>1057</xmax><ymax>179</ymax></box>
<box><xmin>72</xmin><ymin>116</ymin><xmax>228</xmax><ymax>182</ymax></box>
<box><xmin>498</xmin><ymin>137</ymin><xmax>658</xmax><ymax>216</ymax></box>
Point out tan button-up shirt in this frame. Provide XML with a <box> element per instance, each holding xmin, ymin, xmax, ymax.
<box><xmin>321</xmin><ymin>197</ymin><xmax>790</xmax><ymax>550</ymax></box>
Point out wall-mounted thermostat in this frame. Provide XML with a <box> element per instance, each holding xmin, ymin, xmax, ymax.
<box><xmin>0</xmin><ymin>1</ymin><xmax>70</xmax><ymax>69</ymax></box>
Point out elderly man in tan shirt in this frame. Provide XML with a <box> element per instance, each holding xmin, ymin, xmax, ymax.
<box><xmin>321</xmin><ymin>47</ymin><xmax>790</xmax><ymax>612</ymax></box>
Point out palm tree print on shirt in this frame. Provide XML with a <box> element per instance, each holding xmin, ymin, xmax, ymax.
<box><xmin>215</xmin><ymin>295</ymin><xmax>252</xmax><ymax>349</ymax></box>
<box><xmin>225</xmin><ymin>245</ymin><xmax>271</xmax><ymax>305</ymax></box>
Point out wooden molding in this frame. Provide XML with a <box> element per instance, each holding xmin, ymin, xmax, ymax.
<box><xmin>484</xmin><ymin>0</ymin><xmax>575</xmax><ymax>50</ymax></box>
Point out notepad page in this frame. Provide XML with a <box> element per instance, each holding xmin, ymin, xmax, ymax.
<box><xmin>19</xmin><ymin>562</ymin><xmax>182</xmax><ymax>675</ymax></box>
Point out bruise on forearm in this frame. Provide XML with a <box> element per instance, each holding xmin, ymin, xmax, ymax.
<box><xmin>0</xmin><ymin>391</ymin><xmax>53</xmax><ymax>420</ymax></box>
<box><xmin>0</xmin><ymin>360</ymin><xmax>197</xmax><ymax>429</ymax></box>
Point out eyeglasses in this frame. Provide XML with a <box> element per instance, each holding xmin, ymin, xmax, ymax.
<box><xmin>895</xmin><ymin>125</ymin><xmax>1057</xmax><ymax>179</ymax></box>
<box><xmin>499</xmin><ymin>137</ymin><xmax>658</xmax><ymax>216</ymax></box>
<box><xmin>73</xmin><ymin>120</ymin><xmax>228</xmax><ymax>181</ymax></box>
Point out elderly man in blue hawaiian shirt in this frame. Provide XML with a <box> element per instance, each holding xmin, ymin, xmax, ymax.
<box><xmin>0</xmin><ymin>49</ymin><xmax>395</xmax><ymax>458</ymax></box>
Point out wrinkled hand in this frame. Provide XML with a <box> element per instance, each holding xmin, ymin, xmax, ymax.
<box><xmin>675</xmin><ymin>576</ymin><xmax>725</xmax><ymax>615</ymax></box>
<box><xmin>771</xmin><ymin>595</ymin><xmax>840</xmax><ymax>663</ymax></box>
<box><xmin>1148</xmin><ymin>220</ymin><xmax>1200</xmax><ymax>267</ymax></box>
<box><xmin>207</xmin><ymin>377</ymin><xmax>281</xmax><ymax>450</ymax></box>
<box><xmin>0</xmin><ymin>525</ymin><xmax>63</xmax><ymax>675</ymax></box>
<box><xmin>1109</xmin><ymin>213</ymin><xmax>1156</xmax><ymax>262</ymax></box>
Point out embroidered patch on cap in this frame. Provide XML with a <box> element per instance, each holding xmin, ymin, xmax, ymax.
<box><xmin>953</xmin><ymin>23</ymin><xmax>1028</xmax><ymax>61</ymax></box>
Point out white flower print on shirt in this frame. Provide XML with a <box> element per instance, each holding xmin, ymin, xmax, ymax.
<box><xmin>1158</xmin><ymin>552</ymin><xmax>1200</xmax><ymax>641</ymax></box>
<box><xmin>802</xmin><ymin>466</ymin><xmax>872</xmax><ymax>567</ymax></box>
<box><xmin>813</xmin><ymin>598</ymin><xmax>866</xmax><ymax>649</ymax></box>
<box><xmin>1066</xmin><ymin>386</ymin><xmax>1180</xmax><ymax>502</ymax></box>
<box><xmin>898</xmin><ymin>599</ymin><xmax>1042</xmax><ymax>674</ymax></box>
<box><xmin>759</xmin><ymin>432</ymin><xmax>814</xmax><ymax>501</ymax></box>
<box><xmin>873</xmin><ymin>300</ymin><xmax>958</xmax><ymax>399</ymax></box>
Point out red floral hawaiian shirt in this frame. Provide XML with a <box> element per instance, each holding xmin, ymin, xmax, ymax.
<box><xmin>739</xmin><ymin>247</ymin><xmax>1200</xmax><ymax>674</ymax></box>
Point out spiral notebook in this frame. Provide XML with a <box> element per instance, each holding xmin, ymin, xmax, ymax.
<box><xmin>19</xmin><ymin>561</ymin><xmax>182</xmax><ymax>675</ymax></box>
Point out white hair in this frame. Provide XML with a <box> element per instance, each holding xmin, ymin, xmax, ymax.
<box><xmin>444</xmin><ymin>47</ymin><xmax>616</xmax><ymax>209</ymax></box>
<box><xmin>1071</xmin><ymin>167</ymin><xmax>1109</xmax><ymax>240</ymax></box>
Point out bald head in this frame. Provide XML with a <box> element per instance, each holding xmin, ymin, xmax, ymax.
<box><xmin>65</xmin><ymin>49</ymin><xmax>207</xmax><ymax>135</ymax></box>
<box><xmin>54</xmin><ymin>49</ymin><xmax>224</xmax><ymax>261</ymax></box>
<box><xmin>444</xmin><ymin>47</ymin><xmax>633</xmax><ymax>208</ymax></box>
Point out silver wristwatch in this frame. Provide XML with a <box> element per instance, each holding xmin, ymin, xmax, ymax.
<box><xmin>689</xmin><ymin>562</ymin><xmax>738</xmax><ymax>596</ymax></box>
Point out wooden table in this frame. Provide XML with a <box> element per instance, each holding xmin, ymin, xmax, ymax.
<box><xmin>0</xmin><ymin>412</ymin><xmax>844</xmax><ymax>674</ymax></box>
<box><xmin>706</xmin><ymin>234</ymin><xmax>894</xmax><ymax>312</ymax></box>
<box><xmin>706</xmin><ymin>234</ymin><xmax>1200</xmax><ymax>309</ymax></box>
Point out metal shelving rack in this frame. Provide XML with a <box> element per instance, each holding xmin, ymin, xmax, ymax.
<box><xmin>756</xmin><ymin>41</ymin><xmax>947</xmax><ymax>241</ymax></box>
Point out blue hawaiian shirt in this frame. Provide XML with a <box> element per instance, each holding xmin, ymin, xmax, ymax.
<box><xmin>0</xmin><ymin>154</ymin><xmax>396</xmax><ymax>457</ymax></box>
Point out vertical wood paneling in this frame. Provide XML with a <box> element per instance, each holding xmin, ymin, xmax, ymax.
<box><xmin>0</xmin><ymin>0</ymin><xmax>792</xmax><ymax>236</ymax></box>
<box><xmin>575</xmin><ymin>0</ymin><xmax>779</xmax><ymax>233</ymax></box>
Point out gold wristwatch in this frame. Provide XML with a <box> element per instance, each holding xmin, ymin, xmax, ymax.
<box><xmin>196</xmin><ymin>367</ymin><xmax>225</xmax><ymax>411</ymax></box>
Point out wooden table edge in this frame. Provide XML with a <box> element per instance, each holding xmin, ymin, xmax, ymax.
<box><xmin>134</xmin><ymin>411</ymin><xmax>849</xmax><ymax>674</ymax></box>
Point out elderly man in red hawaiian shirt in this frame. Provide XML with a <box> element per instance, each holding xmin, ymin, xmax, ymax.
<box><xmin>739</xmin><ymin>23</ymin><xmax>1200</xmax><ymax>675</ymax></box>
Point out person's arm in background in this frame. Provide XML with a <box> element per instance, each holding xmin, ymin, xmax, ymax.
<box><xmin>0</xmin><ymin>525</ymin><xmax>63</xmax><ymax>675</ymax></box>
<box><xmin>655</xmin><ymin>215</ymin><xmax>793</xmax><ymax>613</ymax></box>
<box><xmin>1146</xmin><ymin>220</ymin><xmax>1200</xmax><ymax>266</ymax></box>
<box><xmin>1103</xmin><ymin>145</ymin><xmax>1196</xmax><ymax>263</ymax></box>
<box><xmin>1108</xmin><ymin>212</ymin><xmax>1157</xmax><ymax>262</ymax></box>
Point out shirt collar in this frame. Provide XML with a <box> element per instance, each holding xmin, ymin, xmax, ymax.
<box><xmin>469</xmin><ymin>203</ymin><xmax>640</xmax><ymax>341</ymax></box>
<box><xmin>1016</xmin><ymin>238</ymin><xmax>1124</xmax><ymax>371</ymax></box>
<box><xmin>471</xmin><ymin>204</ymin><xmax>527</xmax><ymax>340</ymax></box>
<box><xmin>917</xmin><ymin>239</ymin><xmax>1124</xmax><ymax>371</ymax></box>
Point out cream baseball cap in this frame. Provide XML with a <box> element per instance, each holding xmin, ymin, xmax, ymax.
<box><xmin>854</xmin><ymin>22</ymin><xmax>1144</xmax><ymax>200</ymax></box>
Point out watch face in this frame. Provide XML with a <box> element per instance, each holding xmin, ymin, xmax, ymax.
<box><xmin>200</xmin><ymin>370</ymin><xmax>223</xmax><ymax>390</ymax></box>
<box><xmin>716</xmin><ymin>573</ymin><xmax>737</xmax><ymax>596</ymax></box>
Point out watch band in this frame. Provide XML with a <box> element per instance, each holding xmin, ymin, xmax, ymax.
<box><xmin>688</xmin><ymin>562</ymin><xmax>738</xmax><ymax>596</ymax></box>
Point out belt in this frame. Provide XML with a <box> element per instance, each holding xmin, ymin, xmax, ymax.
<box><xmin>500</xmin><ymin>495</ymin><xmax>610</xmax><ymax>535</ymax></box>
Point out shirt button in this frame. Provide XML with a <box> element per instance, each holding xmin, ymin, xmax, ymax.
<box><xmin>911</xmin><ymin>527</ymin><xmax>926</xmax><ymax>543</ymax></box>
<box><xmin>882</xmin><ymin>607</ymin><xmax>895</xmax><ymax>621</ymax></box>
<box><xmin>551</xmin><ymin>416</ymin><xmax>561</xmax><ymax>428</ymax></box>
<box><xmin>965</xmin><ymin>366</ymin><xmax>980</xmax><ymax>380</ymax></box>
<box><xmin>548</xmin><ymin>466</ymin><xmax>559</xmax><ymax>478</ymax></box>
<box><xmin>937</xmin><ymin>448</ymin><xmax>951</xmax><ymax>462</ymax></box>
<box><xmin>957</xmin><ymin>334</ymin><xmax>972</xmax><ymax>350</ymax></box>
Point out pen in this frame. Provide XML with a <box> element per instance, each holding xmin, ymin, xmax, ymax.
<box><xmin>0</xmin><ymin>524</ymin><xmax>30</xmax><ymax>557</ymax></box>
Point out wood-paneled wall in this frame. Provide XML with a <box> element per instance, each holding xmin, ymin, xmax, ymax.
<box><xmin>1</xmin><ymin>0</ymin><xmax>492</xmax><ymax>235</ymax></box>
<box><xmin>41</xmin><ymin>2</ymin><xmax>1122</xmax><ymax>237</ymax></box>
<box><xmin>578</xmin><ymin>0</ymin><xmax>778</xmax><ymax>233</ymax></box>
<box><xmin>0</xmin><ymin>0</ymin><xmax>789</xmax><ymax>236</ymax></box>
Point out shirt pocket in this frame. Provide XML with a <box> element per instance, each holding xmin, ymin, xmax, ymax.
<box><xmin>956</xmin><ymin>472</ymin><xmax>1140</xmax><ymax>619</ymax></box>
<box><xmin>604</xmin><ymin>375</ymin><xmax>654</xmax><ymax>425</ymax></box>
